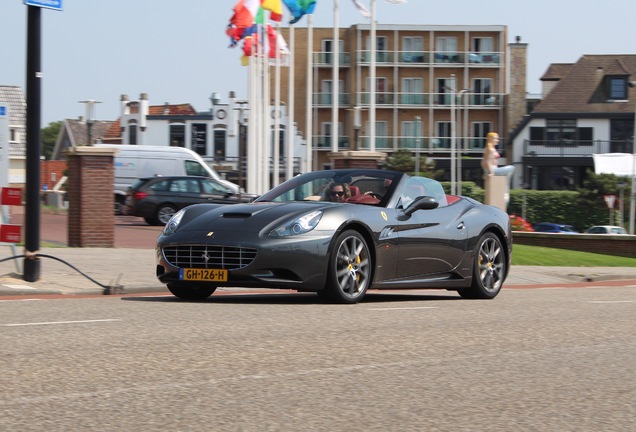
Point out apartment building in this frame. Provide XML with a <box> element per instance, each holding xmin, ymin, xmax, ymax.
<box><xmin>277</xmin><ymin>24</ymin><xmax>522</xmax><ymax>184</ymax></box>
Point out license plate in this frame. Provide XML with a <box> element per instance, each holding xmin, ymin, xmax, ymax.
<box><xmin>179</xmin><ymin>268</ymin><xmax>228</xmax><ymax>282</ymax></box>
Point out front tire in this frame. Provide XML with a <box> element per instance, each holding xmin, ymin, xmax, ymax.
<box><xmin>459</xmin><ymin>232</ymin><xmax>506</xmax><ymax>299</ymax></box>
<box><xmin>322</xmin><ymin>230</ymin><xmax>372</xmax><ymax>304</ymax></box>
<box><xmin>167</xmin><ymin>283</ymin><xmax>216</xmax><ymax>300</ymax></box>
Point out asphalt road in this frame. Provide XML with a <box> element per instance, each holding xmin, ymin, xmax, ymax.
<box><xmin>1</xmin><ymin>286</ymin><xmax>635</xmax><ymax>431</ymax></box>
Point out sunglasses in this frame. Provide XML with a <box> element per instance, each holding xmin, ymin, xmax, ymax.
<box><xmin>330</xmin><ymin>191</ymin><xmax>345</xmax><ymax>196</ymax></box>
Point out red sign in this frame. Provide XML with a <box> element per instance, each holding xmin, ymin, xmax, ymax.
<box><xmin>1</xmin><ymin>187</ymin><xmax>22</xmax><ymax>206</ymax></box>
<box><xmin>0</xmin><ymin>224</ymin><xmax>22</xmax><ymax>243</ymax></box>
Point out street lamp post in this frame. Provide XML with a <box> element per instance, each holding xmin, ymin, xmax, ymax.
<box><xmin>618</xmin><ymin>182</ymin><xmax>626</xmax><ymax>228</ymax></box>
<box><xmin>456</xmin><ymin>89</ymin><xmax>471</xmax><ymax>196</ymax></box>
<box><xmin>414</xmin><ymin>116</ymin><xmax>421</xmax><ymax>175</ymax></box>
<box><xmin>353</xmin><ymin>106</ymin><xmax>361</xmax><ymax>151</ymax></box>
<box><xmin>627</xmin><ymin>81</ymin><xmax>636</xmax><ymax>235</ymax></box>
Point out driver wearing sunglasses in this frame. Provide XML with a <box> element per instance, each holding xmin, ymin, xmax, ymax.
<box><xmin>327</xmin><ymin>183</ymin><xmax>351</xmax><ymax>202</ymax></box>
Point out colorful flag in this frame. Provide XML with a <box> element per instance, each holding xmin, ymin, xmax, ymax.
<box><xmin>351</xmin><ymin>0</ymin><xmax>371</xmax><ymax>18</ymax></box>
<box><xmin>228</xmin><ymin>0</ymin><xmax>261</xmax><ymax>45</ymax></box>
<box><xmin>282</xmin><ymin>0</ymin><xmax>317</xmax><ymax>24</ymax></box>
<box><xmin>261</xmin><ymin>0</ymin><xmax>284</xmax><ymax>22</ymax></box>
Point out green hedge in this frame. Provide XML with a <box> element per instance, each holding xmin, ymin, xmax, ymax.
<box><xmin>440</xmin><ymin>182</ymin><xmax>611</xmax><ymax>232</ymax></box>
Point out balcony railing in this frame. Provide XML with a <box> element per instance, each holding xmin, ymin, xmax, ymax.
<box><xmin>333</xmin><ymin>50</ymin><xmax>503</xmax><ymax>66</ymax></box>
<box><xmin>319</xmin><ymin>136</ymin><xmax>495</xmax><ymax>155</ymax></box>
<box><xmin>523</xmin><ymin>140</ymin><xmax>634</xmax><ymax>157</ymax></box>
<box><xmin>312</xmin><ymin>52</ymin><xmax>351</xmax><ymax>66</ymax></box>
<box><xmin>314</xmin><ymin>93</ymin><xmax>351</xmax><ymax>106</ymax></box>
<box><xmin>315</xmin><ymin>92</ymin><xmax>502</xmax><ymax>107</ymax></box>
<box><xmin>313</xmin><ymin>135</ymin><xmax>350</xmax><ymax>150</ymax></box>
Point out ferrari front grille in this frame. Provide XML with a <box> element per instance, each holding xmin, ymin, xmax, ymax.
<box><xmin>163</xmin><ymin>245</ymin><xmax>257</xmax><ymax>270</ymax></box>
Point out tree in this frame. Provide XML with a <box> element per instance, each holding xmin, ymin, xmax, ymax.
<box><xmin>384</xmin><ymin>149</ymin><xmax>444</xmax><ymax>179</ymax></box>
<box><xmin>41</xmin><ymin>121</ymin><xmax>62</xmax><ymax>160</ymax></box>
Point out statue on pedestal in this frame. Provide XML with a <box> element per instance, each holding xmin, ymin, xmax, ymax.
<box><xmin>481</xmin><ymin>132</ymin><xmax>514</xmax><ymax>207</ymax></box>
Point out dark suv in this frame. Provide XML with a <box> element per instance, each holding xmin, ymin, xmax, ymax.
<box><xmin>125</xmin><ymin>176</ymin><xmax>256</xmax><ymax>225</ymax></box>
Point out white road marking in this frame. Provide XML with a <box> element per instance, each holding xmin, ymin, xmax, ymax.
<box><xmin>3</xmin><ymin>319</ymin><xmax>122</xmax><ymax>327</ymax></box>
<box><xmin>367</xmin><ymin>306</ymin><xmax>438</xmax><ymax>311</ymax></box>
<box><xmin>1</xmin><ymin>284</ymin><xmax>37</xmax><ymax>290</ymax></box>
<box><xmin>0</xmin><ymin>299</ymin><xmax>43</xmax><ymax>303</ymax></box>
<box><xmin>587</xmin><ymin>300</ymin><xmax>635</xmax><ymax>304</ymax></box>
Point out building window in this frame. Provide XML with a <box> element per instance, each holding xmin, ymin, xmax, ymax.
<box><xmin>608</xmin><ymin>77</ymin><xmax>627</xmax><ymax>100</ymax></box>
<box><xmin>473</xmin><ymin>78</ymin><xmax>493</xmax><ymax>105</ymax></box>
<box><xmin>546</xmin><ymin>119</ymin><xmax>576</xmax><ymax>144</ymax></box>
<box><xmin>365</xmin><ymin>77</ymin><xmax>388</xmax><ymax>104</ymax></box>
<box><xmin>472</xmin><ymin>37</ymin><xmax>493</xmax><ymax>53</ymax></box>
<box><xmin>128</xmin><ymin>121</ymin><xmax>137</xmax><ymax>145</ymax></box>
<box><xmin>471</xmin><ymin>122</ymin><xmax>492</xmax><ymax>149</ymax></box>
<box><xmin>321</xmin><ymin>38</ymin><xmax>343</xmax><ymax>64</ymax></box>
<box><xmin>401</xmin><ymin>78</ymin><xmax>423</xmax><ymax>104</ymax></box>
<box><xmin>213</xmin><ymin>129</ymin><xmax>226</xmax><ymax>159</ymax></box>
<box><xmin>435</xmin><ymin>122</ymin><xmax>452</xmax><ymax>148</ymax></box>
<box><xmin>401</xmin><ymin>120</ymin><xmax>421</xmax><ymax>149</ymax></box>
<box><xmin>366</xmin><ymin>36</ymin><xmax>388</xmax><ymax>62</ymax></box>
<box><xmin>10</xmin><ymin>128</ymin><xmax>16</xmax><ymax>142</ymax></box>
<box><xmin>170</xmin><ymin>124</ymin><xmax>186</xmax><ymax>147</ymax></box>
<box><xmin>435</xmin><ymin>77</ymin><xmax>456</xmax><ymax>105</ymax></box>
<box><xmin>402</xmin><ymin>36</ymin><xmax>424</xmax><ymax>62</ymax></box>
<box><xmin>435</xmin><ymin>37</ymin><xmax>457</xmax><ymax>62</ymax></box>
<box><xmin>191</xmin><ymin>123</ymin><xmax>207</xmax><ymax>155</ymax></box>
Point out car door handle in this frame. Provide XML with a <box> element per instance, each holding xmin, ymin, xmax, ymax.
<box><xmin>456</xmin><ymin>222</ymin><xmax>465</xmax><ymax>230</ymax></box>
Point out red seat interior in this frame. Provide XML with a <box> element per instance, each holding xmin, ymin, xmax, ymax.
<box><xmin>446</xmin><ymin>195</ymin><xmax>460</xmax><ymax>204</ymax></box>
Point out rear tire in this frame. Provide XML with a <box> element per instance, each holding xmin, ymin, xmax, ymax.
<box><xmin>458</xmin><ymin>232</ymin><xmax>506</xmax><ymax>299</ymax></box>
<box><xmin>114</xmin><ymin>196</ymin><xmax>125</xmax><ymax>215</ymax></box>
<box><xmin>322</xmin><ymin>230</ymin><xmax>372</xmax><ymax>304</ymax></box>
<box><xmin>167</xmin><ymin>283</ymin><xmax>216</xmax><ymax>300</ymax></box>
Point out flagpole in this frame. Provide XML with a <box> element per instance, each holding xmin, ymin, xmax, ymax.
<box><xmin>247</xmin><ymin>57</ymin><xmax>257</xmax><ymax>193</ymax></box>
<box><xmin>305</xmin><ymin>13</ymin><xmax>314</xmax><ymax>172</ymax></box>
<box><xmin>273</xmin><ymin>23</ymin><xmax>281</xmax><ymax>186</ymax></box>
<box><xmin>286</xmin><ymin>24</ymin><xmax>295</xmax><ymax>180</ymax></box>
<box><xmin>369</xmin><ymin>0</ymin><xmax>376</xmax><ymax>152</ymax></box>
<box><xmin>332</xmin><ymin>0</ymin><xmax>339</xmax><ymax>153</ymax></box>
<box><xmin>262</xmin><ymin>27</ymin><xmax>271</xmax><ymax>193</ymax></box>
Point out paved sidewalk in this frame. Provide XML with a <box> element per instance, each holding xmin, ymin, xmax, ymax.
<box><xmin>1</xmin><ymin>247</ymin><xmax>636</xmax><ymax>297</ymax></box>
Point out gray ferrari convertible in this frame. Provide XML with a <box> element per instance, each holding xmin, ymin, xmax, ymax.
<box><xmin>156</xmin><ymin>169</ymin><xmax>512</xmax><ymax>303</ymax></box>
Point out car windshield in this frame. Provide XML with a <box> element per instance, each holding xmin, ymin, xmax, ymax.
<box><xmin>256</xmin><ymin>170</ymin><xmax>404</xmax><ymax>205</ymax></box>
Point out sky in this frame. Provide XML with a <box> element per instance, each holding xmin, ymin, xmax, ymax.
<box><xmin>2</xmin><ymin>0</ymin><xmax>636</xmax><ymax>127</ymax></box>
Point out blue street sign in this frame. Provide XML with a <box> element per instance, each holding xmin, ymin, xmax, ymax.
<box><xmin>24</xmin><ymin>0</ymin><xmax>63</xmax><ymax>11</ymax></box>
<box><xmin>0</xmin><ymin>107</ymin><xmax>5</xmax><ymax>116</ymax></box>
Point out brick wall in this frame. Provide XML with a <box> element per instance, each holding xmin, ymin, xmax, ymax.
<box><xmin>329</xmin><ymin>151</ymin><xmax>387</xmax><ymax>169</ymax></box>
<box><xmin>65</xmin><ymin>147</ymin><xmax>117</xmax><ymax>247</ymax></box>
<box><xmin>513</xmin><ymin>232</ymin><xmax>636</xmax><ymax>259</ymax></box>
<box><xmin>40</xmin><ymin>160</ymin><xmax>68</xmax><ymax>190</ymax></box>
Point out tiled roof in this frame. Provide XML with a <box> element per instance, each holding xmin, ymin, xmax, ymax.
<box><xmin>127</xmin><ymin>102</ymin><xmax>197</xmax><ymax>116</ymax></box>
<box><xmin>103</xmin><ymin>119</ymin><xmax>122</xmax><ymax>142</ymax></box>
<box><xmin>0</xmin><ymin>85</ymin><xmax>26</xmax><ymax>157</ymax></box>
<box><xmin>540</xmin><ymin>63</ymin><xmax>574</xmax><ymax>81</ymax></box>
<box><xmin>534</xmin><ymin>55</ymin><xmax>636</xmax><ymax>115</ymax></box>
<box><xmin>65</xmin><ymin>118</ymin><xmax>115</xmax><ymax>146</ymax></box>
<box><xmin>148</xmin><ymin>103</ymin><xmax>197</xmax><ymax>116</ymax></box>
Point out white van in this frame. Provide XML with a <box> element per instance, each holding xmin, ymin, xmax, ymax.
<box><xmin>95</xmin><ymin>144</ymin><xmax>240</xmax><ymax>214</ymax></box>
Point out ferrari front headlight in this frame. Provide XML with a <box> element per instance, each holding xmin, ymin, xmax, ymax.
<box><xmin>269</xmin><ymin>210</ymin><xmax>323</xmax><ymax>237</ymax></box>
<box><xmin>163</xmin><ymin>209</ymin><xmax>185</xmax><ymax>235</ymax></box>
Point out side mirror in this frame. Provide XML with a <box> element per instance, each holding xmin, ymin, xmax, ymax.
<box><xmin>402</xmin><ymin>196</ymin><xmax>439</xmax><ymax>217</ymax></box>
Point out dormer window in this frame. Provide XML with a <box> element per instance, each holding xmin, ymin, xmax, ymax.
<box><xmin>607</xmin><ymin>76</ymin><xmax>627</xmax><ymax>100</ymax></box>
